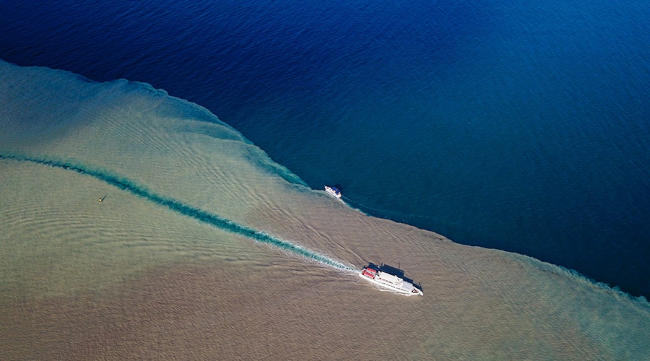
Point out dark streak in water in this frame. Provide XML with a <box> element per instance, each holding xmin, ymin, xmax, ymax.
<box><xmin>0</xmin><ymin>153</ymin><xmax>353</xmax><ymax>271</ymax></box>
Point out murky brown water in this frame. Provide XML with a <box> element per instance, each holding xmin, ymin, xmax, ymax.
<box><xmin>1</xmin><ymin>60</ymin><xmax>648</xmax><ymax>360</ymax></box>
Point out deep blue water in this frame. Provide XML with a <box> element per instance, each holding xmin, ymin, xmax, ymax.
<box><xmin>2</xmin><ymin>0</ymin><xmax>649</xmax><ymax>297</ymax></box>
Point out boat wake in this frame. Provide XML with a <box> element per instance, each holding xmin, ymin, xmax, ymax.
<box><xmin>0</xmin><ymin>152</ymin><xmax>354</xmax><ymax>272</ymax></box>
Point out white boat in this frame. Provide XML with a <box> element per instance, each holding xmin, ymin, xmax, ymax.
<box><xmin>359</xmin><ymin>265</ymin><xmax>423</xmax><ymax>296</ymax></box>
<box><xmin>324</xmin><ymin>185</ymin><xmax>342</xmax><ymax>198</ymax></box>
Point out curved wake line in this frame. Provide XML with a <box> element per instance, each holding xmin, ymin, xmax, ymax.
<box><xmin>0</xmin><ymin>153</ymin><xmax>355</xmax><ymax>272</ymax></box>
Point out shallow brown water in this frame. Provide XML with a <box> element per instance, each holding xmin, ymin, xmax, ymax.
<box><xmin>1</xmin><ymin>60</ymin><xmax>648</xmax><ymax>360</ymax></box>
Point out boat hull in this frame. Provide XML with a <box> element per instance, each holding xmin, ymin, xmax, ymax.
<box><xmin>359</xmin><ymin>272</ymin><xmax>423</xmax><ymax>296</ymax></box>
<box><xmin>324</xmin><ymin>185</ymin><xmax>342</xmax><ymax>198</ymax></box>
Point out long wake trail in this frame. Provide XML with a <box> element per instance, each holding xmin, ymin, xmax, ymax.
<box><xmin>0</xmin><ymin>153</ymin><xmax>354</xmax><ymax>271</ymax></box>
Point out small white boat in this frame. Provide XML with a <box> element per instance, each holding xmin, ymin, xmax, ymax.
<box><xmin>324</xmin><ymin>185</ymin><xmax>342</xmax><ymax>198</ymax></box>
<box><xmin>359</xmin><ymin>265</ymin><xmax>423</xmax><ymax>296</ymax></box>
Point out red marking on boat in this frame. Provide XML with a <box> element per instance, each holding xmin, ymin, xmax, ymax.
<box><xmin>362</xmin><ymin>267</ymin><xmax>377</xmax><ymax>279</ymax></box>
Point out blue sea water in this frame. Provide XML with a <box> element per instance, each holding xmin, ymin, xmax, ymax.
<box><xmin>1</xmin><ymin>0</ymin><xmax>649</xmax><ymax>296</ymax></box>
